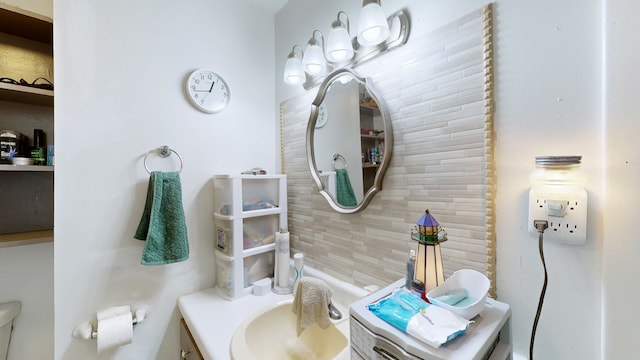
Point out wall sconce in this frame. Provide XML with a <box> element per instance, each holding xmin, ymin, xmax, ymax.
<box><xmin>302</xmin><ymin>30</ymin><xmax>327</xmax><ymax>76</ymax></box>
<box><xmin>283</xmin><ymin>45</ymin><xmax>305</xmax><ymax>85</ymax></box>
<box><xmin>326</xmin><ymin>11</ymin><xmax>354</xmax><ymax>63</ymax></box>
<box><xmin>411</xmin><ymin>209</ymin><xmax>448</xmax><ymax>295</ymax></box>
<box><xmin>528</xmin><ymin>156</ymin><xmax>588</xmax><ymax>245</ymax></box>
<box><xmin>357</xmin><ymin>0</ymin><xmax>390</xmax><ymax>47</ymax></box>
<box><xmin>528</xmin><ymin>155</ymin><xmax>587</xmax><ymax>360</ymax></box>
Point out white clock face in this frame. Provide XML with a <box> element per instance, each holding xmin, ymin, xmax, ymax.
<box><xmin>186</xmin><ymin>69</ymin><xmax>230</xmax><ymax>113</ymax></box>
<box><xmin>315</xmin><ymin>102</ymin><xmax>328</xmax><ymax>128</ymax></box>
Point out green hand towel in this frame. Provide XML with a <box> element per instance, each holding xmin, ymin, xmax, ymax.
<box><xmin>134</xmin><ymin>171</ymin><xmax>189</xmax><ymax>265</ymax></box>
<box><xmin>336</xmin><ymin>168</ymin><xmax>357</xmax><ymax>207</ymax></box>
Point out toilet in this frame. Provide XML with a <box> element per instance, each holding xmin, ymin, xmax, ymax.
<box><xmin>0</xmin><ymin>302</ymin><xmax>20</xmax><ymax>360</ymax></box>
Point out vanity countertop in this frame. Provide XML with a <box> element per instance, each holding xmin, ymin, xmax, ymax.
<box><xmin>178</xmin><ymin>266</ymin><xmax>369</xmax><ymax>360</ymax></box>
<box><xmin>178</xmin><ymin>287</ymin><xmax>291</xmax><ymax>360</ymax></box>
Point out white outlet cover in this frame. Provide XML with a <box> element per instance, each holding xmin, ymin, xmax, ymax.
<box><xmin>528</xmin><ymin>189</ymin><xmax>588</xmax><ymax>245</ymax></box>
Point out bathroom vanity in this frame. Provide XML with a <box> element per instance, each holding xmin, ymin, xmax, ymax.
<box><xmin>178</xmin><ymin>266</ymin><xmax>368</xmax><ymax>360</ymax></box>
<box><xmin>349</xmin><ymin>279</ymin><xmax>512</xmax><ymax>360</ymax></box>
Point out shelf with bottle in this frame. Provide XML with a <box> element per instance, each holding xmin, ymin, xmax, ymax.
<box><xmin>212</xmin><ymin>174</ymin><xmax>287</xmax><ymax>300</ymax></box>
<box><xmin>0</xmin><ymin>82</ymin><xmax>53</xmax><ymax>106</ymax></box>
<box><xmin>0</xmin><ymin>5</ymin><xmax>54</xmax><ymax>247</ymax></box>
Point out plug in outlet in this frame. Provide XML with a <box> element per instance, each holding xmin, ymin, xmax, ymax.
<box><xmin>528</xmin><ymin>189</ymin><xmax>587</xmax><ymax>245</ymax></box>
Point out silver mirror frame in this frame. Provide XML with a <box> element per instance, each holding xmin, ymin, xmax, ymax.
<box><xmin>306</xmin><ymin>68</ymin><xmax>393</xmax><ymax>214</ymax></box>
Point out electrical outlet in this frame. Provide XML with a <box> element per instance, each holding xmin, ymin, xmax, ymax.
<box><xmin>528</xmin><ymin>189</ymin><xmax>588</xmax><ymax>245</ymax></box>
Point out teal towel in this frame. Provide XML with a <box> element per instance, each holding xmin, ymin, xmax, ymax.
<box><xmin>336</xmin><ymin>168</ymin><xmax>357</xmax><ymax>207</ymax></box>
<box><xmin>134</xmin><ymin>171</ymin><xmax>189</xmax><ymax>265</ymax></box>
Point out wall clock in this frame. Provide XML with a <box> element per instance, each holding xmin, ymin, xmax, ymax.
<box><xmin>185</xmin><ymin>69</ymin><xmax>230</xmax><ymax>113</ymax></box>
<box><xmin>315</xmin><ymin>102</ymin><xmax>328</xmax><ymax>128</ymax></box>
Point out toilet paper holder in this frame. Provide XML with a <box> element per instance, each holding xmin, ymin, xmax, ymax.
<box><xmin>72</xmin><ymin>308</ymin><xmax>147</xmax><ymax>340</ymax></box>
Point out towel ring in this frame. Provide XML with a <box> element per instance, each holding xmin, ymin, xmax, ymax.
<box><xmin>144</xmin><ymin>145</ymin><xmax>183</xmax><ymax>174</ymax></box>
<box><xmin>332</xmin><ymin>153</ymin><xmax>347</xmax><ymax>170</ymax></box>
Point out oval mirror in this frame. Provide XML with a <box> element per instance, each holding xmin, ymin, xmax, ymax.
<box><xmin>306</xmin><ymin>68</ymin><xmax>393</xmax><ymax>213</ymax></box>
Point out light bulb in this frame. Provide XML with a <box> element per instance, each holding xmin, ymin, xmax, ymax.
<box><xmin>283</xmin><ymin>46</ymin><xmax>305</xmax><ymax>85</ymax></box>
<box><xmin>357</xmin><ymin>1</ymin><xmax>390</xmax><ymax>47</ymax></box>
<box><xmin>326</xmin><ymin>12</ymin><xmax>354</xmax><ymax>63</ymax></box>
<box><xmin>302</xmin><ymin>35</ymin><xmax>326</xmax><ymax>75</ymax></box>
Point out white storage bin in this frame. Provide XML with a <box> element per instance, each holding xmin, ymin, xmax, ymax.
<box><xmin>215</xmin><ymin>252</ymin><xmax>236</xmax><ymax>299</ymax></box>
<box><xmin>214</xmin><ymin>217</ymin><xmax>233</xmax><ymax>256</ymax></box>
<box><xmin>213</xmin><ymin>177</ymin><xmax>234</xmax><ymax>215</ymax></box>
<box><xmin>212</xmin><ymin>174</ymin><xmax>287</xmax><ymax>300</ymax></box>
<box><xmin>426</xmin><ymin>269</ymin><xmax>489</xmax><ymax>319</ymax></box>
<box><xmin>242</xmin><ymin>178</ymin><xmax>280</xmax><ymax>210</ymax></box>
<box><xmin>244</xmin><ymin>252</ymin><xmax>274</xmax><ymax>287</ymax></box>
<box><xmin>242</xmin><ymin>215</ymin><xmax>278</xmax><ymax>251</ymax></box>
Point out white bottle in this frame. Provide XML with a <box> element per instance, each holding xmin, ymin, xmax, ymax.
<box><xmin>273</xmin><ymin>227</ymin><xmax>292</xmax><ymax>294</ymax></box>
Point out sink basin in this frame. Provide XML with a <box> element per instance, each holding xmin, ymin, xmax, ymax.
<box><xmin>230</xmin><ymin>299</ymin><xmax>349</xmax><ymax>360</ymax></box>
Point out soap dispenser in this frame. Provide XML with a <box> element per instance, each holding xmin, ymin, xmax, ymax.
<box><xmin>406</xmin><ymin>249</ymin><xmax>416</xmax><ymax>289</ymax></box>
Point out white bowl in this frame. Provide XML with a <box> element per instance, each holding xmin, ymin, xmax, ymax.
<box><xmin>426</xmin><ymin>269</ymin><xmax>490</xmax><ymax>319</ymax></box>
<box><xmin>11</xmin><ymin>157</ymin><xmax>34</xmax><ymax>166</ymax></box>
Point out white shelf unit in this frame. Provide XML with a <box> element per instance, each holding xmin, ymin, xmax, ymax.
<box><xmin>212</xmin><ymin>174</ymin><xmax>287</xmax><ymax>300</ymax></box>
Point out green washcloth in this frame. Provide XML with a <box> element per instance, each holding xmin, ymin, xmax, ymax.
<box><xmin>336</xmin><ymin>168</ymin><xmax>357</xmax><ymax>207</ymax></box>
<box><xmin>134</xmin><ymin>171</ymin><xmax>189</xmax><ymax>265</ymax></box>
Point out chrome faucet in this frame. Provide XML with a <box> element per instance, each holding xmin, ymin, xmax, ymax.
<box><xmin>328</xmin><ymin>302</ymin><xmax>342</xmax><ymax>320</ymax></box>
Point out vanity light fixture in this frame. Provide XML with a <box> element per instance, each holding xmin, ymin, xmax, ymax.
<box><xmin>326</xmin><ymin>11</ymin><xmax>354</xmax><ymax>63</ymax></box>
<box><xmin>412</xmin><ymin>209</ymin><xmax>447</xmax><ymax>296</ymax></box>
<box><xmin>283</xmin><ymin>45</ymin><xmax>305</xmax><ymax>85</ymax></box>
<box><xmin>302</xmin><ymin>30</ymin><xmax>327</xmax><ymax>76</ymax></box>
<box><xmin>357</xmin><ymin>0</ymin><xmax>390</xmax><ymax>47</ymax></box>
<box><xmin>282</xmin><ymin>7</ymin><xmax>409</xmax><ymax>89</ymax></box>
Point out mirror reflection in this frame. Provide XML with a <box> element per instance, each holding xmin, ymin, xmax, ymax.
<box><xmin>307</xmin><ymin>68</ymin><xmax>392</xmax><ymax>213</ymax></box>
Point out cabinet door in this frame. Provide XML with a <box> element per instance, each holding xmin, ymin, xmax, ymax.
<box><xmin>179</xmin><ymin>319</ymin><xmax>204</xmax><ymax>360</ymax></box>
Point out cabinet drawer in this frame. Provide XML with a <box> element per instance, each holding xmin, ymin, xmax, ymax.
<box><xmin>180</xmin><ymin>319</ymin><xmax>204</xmax><ymax>360</ymax></box>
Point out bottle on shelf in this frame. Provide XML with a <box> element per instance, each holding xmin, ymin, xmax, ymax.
<box><xmin>30</xmin><ymin>129</ymin><xmax>46</xmax><ymax>165</ymax></box>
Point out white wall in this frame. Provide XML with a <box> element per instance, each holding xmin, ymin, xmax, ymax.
<box><xmin>275</xmin><ymin>0</ymin><xmax>605</xmax><ymax>359</ymax></box>
<box><xmin>53</xmin><ymin>0</ymin><xmax>276</xmax><ymax>358</ymax></box>
<box><xmin>0</xmin><ymin>243</ymin><xmax>53</xmax><ymax>359</ymax></box>
<box><xmin>603</xmin><ymin>0</ymin><xmax>640</xmax><ymax>358</ymax></box>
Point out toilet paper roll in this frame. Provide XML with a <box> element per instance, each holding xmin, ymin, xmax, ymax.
<box><xmin>97</xmin><ymin>307</ymin><xmax>133</xmax><ymax>353</ymax></box>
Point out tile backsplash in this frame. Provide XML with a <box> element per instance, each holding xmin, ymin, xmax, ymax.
<box><xmin>281</xmin><ymin>6</ymin><xmax>495</xmax><ymax>295</ymax></box>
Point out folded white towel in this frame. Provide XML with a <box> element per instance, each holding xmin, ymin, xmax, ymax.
<box><xmin>292</xmin><ymin>277</ymin><xmax>333</xmax><ymax>336</ymax></box>
<box><xmin>407</xmin><ymin>306</ymin><xmax>470</xmax><ymax>348</ymax></box>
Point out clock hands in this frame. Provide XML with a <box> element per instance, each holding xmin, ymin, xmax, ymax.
<box><xmin>193</xmin><ymin>81</ymin><xmax>216</xmax><ymax>92</ymax></box>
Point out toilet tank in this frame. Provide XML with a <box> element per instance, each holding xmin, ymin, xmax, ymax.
<box><xmin>0</xmin><ymin>302</ymin><xmax>20</xmax><ymax>360</ymax></box>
